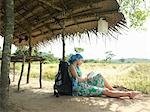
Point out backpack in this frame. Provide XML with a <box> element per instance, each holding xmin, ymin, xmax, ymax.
<box><xmin>53</xmin><ymin>60</ymin><xmax>72</xmax><ymax>97</ymax></box>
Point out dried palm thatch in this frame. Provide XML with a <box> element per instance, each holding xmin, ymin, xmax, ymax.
<box><xmin>0</xmin><ymin>0</ymin><xmax>127</xmax><ymax>46</ymax></box>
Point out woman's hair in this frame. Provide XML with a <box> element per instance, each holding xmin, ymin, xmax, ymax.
<box><xmin>68</xmin><ymin>54</ymin><xmax>83</xmax><ymax>64</ymax></box>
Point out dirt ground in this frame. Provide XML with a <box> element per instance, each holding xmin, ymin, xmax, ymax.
<box><xmin>8</xmin><ymin>75</ymin><xmax>150</xmax><ymax>112</ymax></box>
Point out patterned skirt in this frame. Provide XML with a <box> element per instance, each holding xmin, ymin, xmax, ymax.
<box><xmin>77</xmin><ymin>73</ymin><xmax>105</xmax><ymax>96</ymax></box>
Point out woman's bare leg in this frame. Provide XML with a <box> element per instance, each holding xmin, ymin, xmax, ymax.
<box><xmin>103</xmin><ymin>88</ymin><xmax>139</xmax><ymax>98</ymax></box>
<box><xmin>101</xmin><ymin>75</ymin><xmax>115</xmax><ymax>90</ymax></box>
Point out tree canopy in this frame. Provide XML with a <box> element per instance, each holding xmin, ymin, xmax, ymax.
<box><xmin>118</xmin><ymin>0</ymin><xmax>150</xmax><ymax>29</ymax></box>
<box><xmin>13</xmin><ymin>47</ymin><xmax>59</xmax><ymax>63</ymax></box>
<box><xmin>74</xmin><ymin>47</ymin><xmax>84</xmax><ymax>53</ymax></box>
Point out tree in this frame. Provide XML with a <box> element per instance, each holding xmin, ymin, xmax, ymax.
<box><xmin>74</xmin><ymin>47</ymin><xmax>84</xmax><ymax>53</ymax></box>
<box><xmin>118</xmin><ymin>0</ymin><xmax>150</xmax><ymax>29</ymax></box>
<box><xmin>13</xmin><ymin>47</ymin><xmax>29</xmax><ymax>56</ymax></box>
<box><xmin>105</xmin><ymin>51</ymin><xmax>115</xmax><ymax>63</ymax></box>
<box><xmin>120</xmin><ymin>58</ymin><xmax>125</xmax><ymax>63</ymax></box>
<box><xmin>13</xmin><ymin>47</ymin><xmax>39</xmax><ymax>56</ymax></box>
<box><xmin>0</xmin><ymin>0</ymin><xmax>14</xmax><ymax>111</ymax></box>
<box><xmin>41</xmin><ymin>51</ymin><xmax>59</xmax><ymax>63</ymax></box>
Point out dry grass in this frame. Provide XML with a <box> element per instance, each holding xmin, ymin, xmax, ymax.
<box><xmin>11</xmin><ymin>62</ymin><xmax>150</xmax><ymax>94</ymax></box>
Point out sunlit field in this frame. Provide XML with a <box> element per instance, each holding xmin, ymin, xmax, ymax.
<box><xmin>11</xmin><ymin>62</ymin><xmax>150</xmax><ymax>94</ymax></box>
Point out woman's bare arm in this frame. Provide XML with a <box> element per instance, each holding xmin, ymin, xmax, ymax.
<box><xmin>70</xmin><ymin>65</ymin><xmax>87</xmax><ymax>82</ymax></box>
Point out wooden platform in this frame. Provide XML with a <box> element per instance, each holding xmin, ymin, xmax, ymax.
<box><xmin>0</xmin><ymin>55</ymin><xmax>45</xmax><ymax>91</ymax></box>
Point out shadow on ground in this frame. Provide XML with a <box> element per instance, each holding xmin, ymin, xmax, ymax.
<box><xmin>8</xmin><ymin>80</ymin><xmax>150</xmax><ymax>112</ymax></box>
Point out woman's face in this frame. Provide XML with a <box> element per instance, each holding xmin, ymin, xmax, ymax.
<box><xmin>77</xmin><ymin>59</ymin><xmax>84</xmax><ymax>66</ymax></box>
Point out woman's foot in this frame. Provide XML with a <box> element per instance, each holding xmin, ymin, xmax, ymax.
<box><xmin>129</xmin><ymin>91</ymin><xmax>140</xmax><ymax>99</ymax></box>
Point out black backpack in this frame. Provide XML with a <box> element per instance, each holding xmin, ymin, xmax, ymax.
<box><xmin>54</xmin><ymin>61</ymin><xmax>72</xmax><ymax>97</ymax></box>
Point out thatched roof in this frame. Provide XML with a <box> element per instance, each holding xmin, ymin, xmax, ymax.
<box><xmin>0</xmin><ymin>0</ymin><xmax>126</xmax><ymax>46</ymax></box>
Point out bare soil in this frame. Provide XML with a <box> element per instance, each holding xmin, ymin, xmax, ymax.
<box><xmin>8</xmin><ymin>75</ymin><xmax>150</xmax><ymax>112</ymax></box>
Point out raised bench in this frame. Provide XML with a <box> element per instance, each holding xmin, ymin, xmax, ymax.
<box><xmin>0</xmin><ymin>55</ymin><xmax>44</xmax><ymax>91</ymax></box>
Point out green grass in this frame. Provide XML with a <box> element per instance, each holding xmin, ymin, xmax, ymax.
<box><xmin>11</xmin><ymin>62</ymin><xmax>150</xmax><ymax>94</ymax></box>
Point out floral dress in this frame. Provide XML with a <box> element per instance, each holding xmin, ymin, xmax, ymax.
<box><xmin>70</xmin><ymin>66</ymin><xmax>105</xmax><ymax>96</ymax></box>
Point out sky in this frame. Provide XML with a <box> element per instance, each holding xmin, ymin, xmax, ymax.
<box><xmin>0</xmin><ymin>14</ymin><xmax>150</xmax><ymax>60</ymax></box>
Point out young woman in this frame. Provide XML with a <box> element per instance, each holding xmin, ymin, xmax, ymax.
<box><xmin>68</xmin><ymin>54</ymin><xmax>139</xmax><ymax>98</ymax></box>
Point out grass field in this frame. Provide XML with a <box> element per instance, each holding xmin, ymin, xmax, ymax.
<box><xmin>11</xmin><ymin>62</ymin><xmax>150</xmax><ymax>94</ymax></box>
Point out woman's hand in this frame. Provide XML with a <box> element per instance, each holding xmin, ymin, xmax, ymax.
<box><xmin>87</xmin><ymin>71</ymin><xmax>94</xmax><ymax>78</ymax></box>
<box><xmin>84</xmin><ymin>77</ymin><xmax>88</xmax><ymax>82</ymax></box>
<box><xmin>83</xmin><ymin>76</ymin><xmax>91</xmax><ymax>82</ymax></box>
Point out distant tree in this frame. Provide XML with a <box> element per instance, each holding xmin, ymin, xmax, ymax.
<box><xmin>32</xmin><ymin>47</ymin><xmax>39</xmax><ymax>56</ymax></box>
<box><xmin>13</xmin><ymin>47</ymin><xmax>39</xmax><ymax>56</ymax></box>
<box><xmin>84</xmin><ymin>59</ymin><xmax>99</xmax><ymax>63</ymax></box>
<box><xmin>39</xmin><ymin>51</ymin><xmax>59</xmax><ymax>63</ymax></box>
<box><xmin>13</xmin><ymin>47</ymin><xmax>29</xmax><ymax>56</ymax></box>
<box><xmin>118</xmin><ymin>0</ymin><xmax>150</xmax><ymax>29</ymax></box>
<box><xmin>74</xmin><ymin>47</ymin><xmax>84</xmax><ymax>53</ymax></box>
<box><xmin>46</xmin><ymin>51</ymin><xmax>58</xmax><ymax>63</ymax></box>
<box><xmin>105</xmin><ymin>51</ymin><xmax>115</xmax><ymax>63</ymax></box>
<box><xmin>13</xmin><ymin>47</ymin><xmax>58</xmax><ymax>63</ymax></box>
<box><xmin>120</xmin><ymin>58</ymin><xmax>125</xmax><ymax>63</ymax></box>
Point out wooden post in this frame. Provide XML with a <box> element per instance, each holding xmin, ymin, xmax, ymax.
<box><xmin>26</xmin><ymin>29</ymin><xmax>32</xmax><ymax>84</ymax></box>
<box><xmin>62</xmin><ymin>32</ymin><xmax>65</xmax><ymax>61</ymax></box>
<box><xmin>18</xmin><ymin>56</ymin><xmax>25</xmax><ymax>91</ymax></box>
<box><xmin>62</xmin><ymin>21</ymin><xmax>65</xmax><ymax>61</ymax></box>
<box><xmin>12</xmin><ymin>62</ymin><xmax>15</xmax><ymax>82</ymax></box>
<box><xmin>39</xmin><ymin>61</ymin><xmax>42</xmax><ymax>88</ymax></box>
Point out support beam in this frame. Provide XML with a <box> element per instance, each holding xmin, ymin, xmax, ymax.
<box><xmin>12</xmin><ymin>62</ymin><xmax>15</xmax><ymax>82</ymax></box>
<box><xmin>39</xmin><ymin>61</ymin><xmax>42</xmax><ymax>88</ymax></box>
<box><xmin>26</xmin><ymin>28</ymin><xmax>32</xmax><ymax>84</ymax></box>
<box><xmin>38</xmin><ymin>0</ymin><xmax>63</xmax><ymax>11</ymax></box>
<box><xmin>18</xmin><ymin>56</ymin><xmax>25</xmax><ymax>91</ymax></box>
<box><xmin>62</xmin><ymin>31</ymin><xmax>65</xmax><ymax>61</ymax></box>
<box><xmin>54</xmin><ymin>18</ymin><xmax>66</xmax><ymax>61</ymax></box>
<box><xmin>61</xmin><ymin>20</ymin><xmax>65</xmax><ymax>61</ymax></box>
<box><xmin>15</xmin><ymin>9</ymin><xmax>120</xmax><ymax>38</ymax></box>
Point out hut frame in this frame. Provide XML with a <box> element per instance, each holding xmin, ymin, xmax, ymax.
<box><xmin>0</xmin><ymin>0</ymin><xmax>127</xmax><ymax>91</ymax></box>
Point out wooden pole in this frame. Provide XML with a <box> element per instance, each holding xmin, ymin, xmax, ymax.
<box><xmin>18</xmin><ymin>56</ymin><xmax>25</xmax><ymax>91</ymax></box>
<box><xmin>62</xmin><ymin>32</ymin><xmax>65</xmax><ymax>61</ymax></box>
<box><xmin>12</xmin><ymin>62</ymin><xmax>15</xmax><ymax>82</ymax></box>
<box><xmin>39</xmin><ymin>61</ymin><xmax>42</xmax><ymax>88</ymax></box>
<box><xmin>26</xmin><ymin>29</ymin><xmax>32</xmax><ymax>84</ymax></box>
<box><xmin>62</xmin><ymin>21</ymin><xmax>65</xmax><ymax>61</ymax></box>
